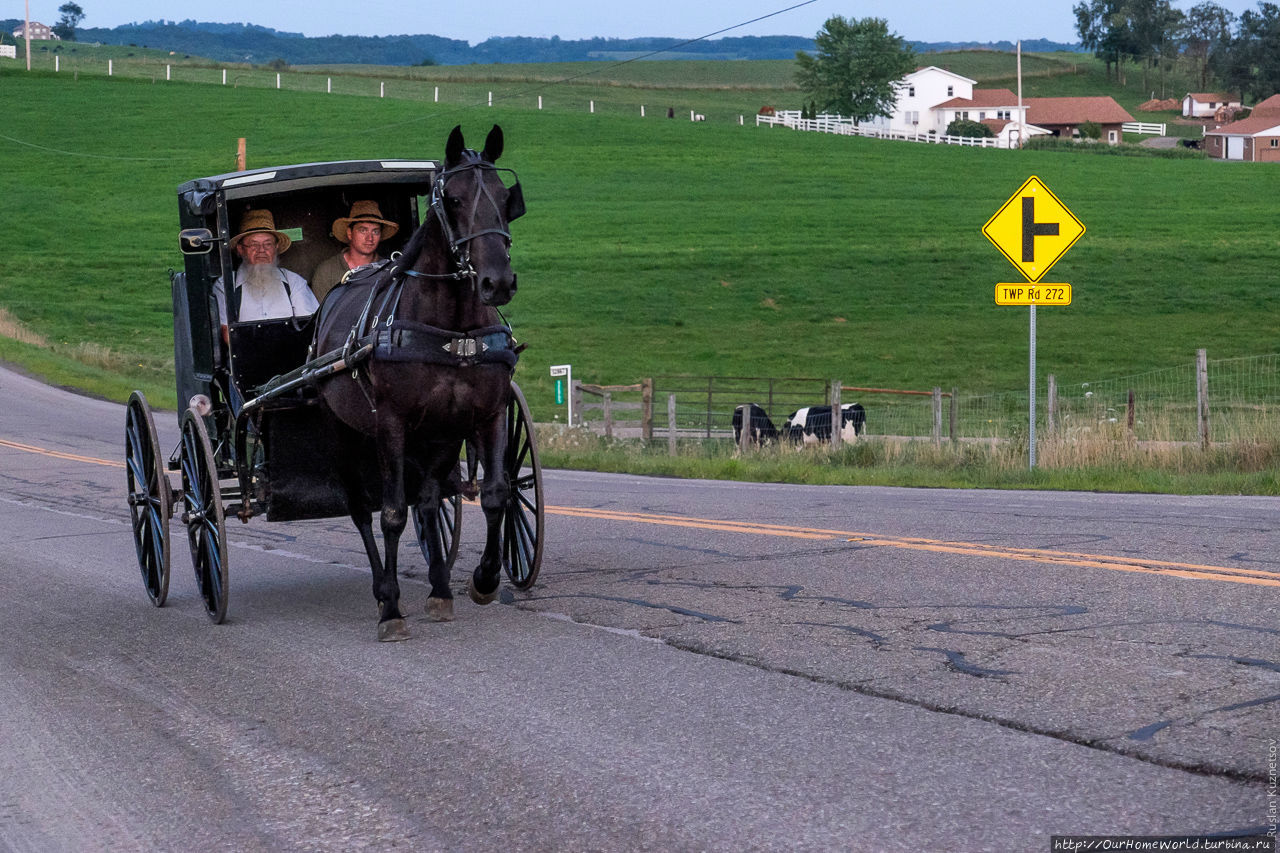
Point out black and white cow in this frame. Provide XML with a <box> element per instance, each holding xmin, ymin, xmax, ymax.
<box><xmin>731</xmin><ymin>403</ymin><xmax>779</xmax><ymax>445</ymax></box>
<box><xmin>782</xmin><ymin>403</ymin><xmax>866</xmax><ymax>444</ymax></box>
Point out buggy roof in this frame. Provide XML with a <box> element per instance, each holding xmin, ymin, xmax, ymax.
<box><xmin>177</xmin><ymin>159</ymin><xmax>440</xmax><ymax>214</ymax></box>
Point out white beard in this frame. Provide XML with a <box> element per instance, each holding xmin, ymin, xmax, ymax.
<box><xmin>240</xmin><ymin>262</ymin><xmax>280</xmax><ymax>292</ymax></box>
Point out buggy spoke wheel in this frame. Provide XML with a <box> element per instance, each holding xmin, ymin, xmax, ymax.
<box><xmin>412</xmin><ymin>492</ymin><xmax>463</xmax><ymax>571</ymax></box>
<box><xmin>125</xmin><ymin>391</ymin><xmax>171</xmax><ymax>606</ymax></box>
<box><xmin>502</xmin><ymin>382</ymin><xmax>543</xmax><ymax>589</ymax></box>
<box><xmin>180</xmin><ymin>408</ymin><xmax>229</xmax><ymax>623</ymax></box>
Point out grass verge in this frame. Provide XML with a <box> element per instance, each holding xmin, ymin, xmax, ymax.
<box><xmin>537</xmin><ymin>428</ymin><xmax>1280</xmax><ymax>494</ymax></box>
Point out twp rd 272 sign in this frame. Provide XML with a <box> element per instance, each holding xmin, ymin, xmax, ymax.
<box><xmin>982</xmin><ymin>176</ymin><xmax>1085</xmax><ymax>290</ymax></box>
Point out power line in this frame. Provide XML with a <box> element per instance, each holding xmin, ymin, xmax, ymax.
<box><xmin>0</xmin><ymin>131</ymin><xmax>182</xmax><ymax>162</ymax></box>
<box><xmin>322</xmin><ymin>0</ymin><xmax>819</xmax><ymax>139</ymax></box>
<box><xmin>2</xmin><ymin>1</ymin><xmax>820</xmax><ymax>159</ymax></box>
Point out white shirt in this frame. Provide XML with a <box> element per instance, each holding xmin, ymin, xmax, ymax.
<box><xmin>213</xmin><ymin>267</ymin><xmax>319</xmax><ymax>326</ymax></box>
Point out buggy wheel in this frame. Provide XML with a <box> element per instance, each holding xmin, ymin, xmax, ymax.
<box><xmin>125</xmin><ymin>391</ymin><xmax>171</xmax><ymax>606</ymax></box>
<box><xmin>503</xmin><ymin>382</ymin><xmax>544</xmax><ymax>589</ymax></box>
<box><xmin>412</xmin><ymin>492</ymin><xmax>463</xmax><ymax>571</ymax></box>
<box><xmin>179</xmin><ymin>408</ymin><xmax>229</xmax><ymax>624</ymax></box>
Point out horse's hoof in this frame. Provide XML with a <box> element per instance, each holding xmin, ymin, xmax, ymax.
<box><xmin>377</xmin><ymin>618</ymin><xmax>411</xmax><ymax>642</ymax></box>
<box><xmin>468</xmin><ymin>577</ymin><xmax>498</xmax><ymax>606</ymax></box>
<box><xmin>427</xmin><ymin>597</ymin><xmax>455</xmax><ymax>622</ymax></box>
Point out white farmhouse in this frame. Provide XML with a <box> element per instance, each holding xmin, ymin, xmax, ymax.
<box><xmin>860</xmin><ymin>66</ymin><xmax>1033</xmax><ymax>139</ymax></box>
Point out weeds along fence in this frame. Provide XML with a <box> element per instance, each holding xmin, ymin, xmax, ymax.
<box><xmin>566</xmin><ymin>351</ymin><xmax>1280</xmax><ymax>450</ymax></box>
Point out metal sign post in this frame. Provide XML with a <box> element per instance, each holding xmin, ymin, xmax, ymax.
<box><xmin>982</xmin><ymin>176</ymin><xmax>1084</xmax><ymax>469</ymax></box>
<box><xmin>550</xmin><ymin>364</ymin><xmax>572</xmax><ymax>425</ymax></box>
<box><xmin>1029</xmin><ymin>304</ymin><xmax>1036</xmax><ymax>468</ymax></box>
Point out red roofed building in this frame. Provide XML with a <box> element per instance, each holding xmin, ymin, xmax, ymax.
<box><xmin>1204</xmin><ymin>115</ymin><xmax>1280</xmax><ymax>162</ymax></box>
<box><xmin>933</xmin><ymin>88</ymin><xmax>1026</xmax><ymax>128</ymax></box>
<box><xmin>1183</xmin><ymin>92</ymin><xmax>1241</xmax><ymax>118</ymax></box>
<box><xmin>1249</xmin><ymin>94</ymin><xmax>1280</xmax><ymax>118</ymax></box>
<box><xmin>1024</xmin><ymin>97</ymin><xmax>1135</xmax><ymax>144</ymax></box>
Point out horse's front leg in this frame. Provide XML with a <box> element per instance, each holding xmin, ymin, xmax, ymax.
<box><xmin>415</xmin><ymin>472</ymin><xmax>455</xmax><ymax>622</ymax></box>
<box><xmin>469</xmin><ymin>416</ymin><xmax>510</xmax><ymax>606</ymax></box>
<box><xmin>374</xmin><ymin>417</ymin><xmax>410</xmax><ymax>641</ymax></box>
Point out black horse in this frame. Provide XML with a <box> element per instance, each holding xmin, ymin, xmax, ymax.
<box><xmin>315</xmin><ymin>125</ymin><xmax>525</xmax><ymax>640</ymax></box>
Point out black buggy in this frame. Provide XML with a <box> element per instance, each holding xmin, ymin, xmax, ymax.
<box><xmin>124</xmin><ymin>159</ymin><xmax>544</xmax><ymax>623</ymax></box>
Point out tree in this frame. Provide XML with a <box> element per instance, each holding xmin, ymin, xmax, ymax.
<box><xmin>1212</xmin><ymin>3</ymin><xmax>1280</xmax><ymax>102</ymax></box>
<box><xmin>1127</xmin><ymin>0</ymin><xmax>1183</xmax><ymax>96</ymax></box>
<box><xmin>1182</xmin><ymin>2</ymin><xmax>1237</xmax><ymax>90</ymax></box>
<box><xmin>1074</xmin><ymin>0</ymin><xmax>1131</xmax><ymax>81</ymax></box>
<box><xmin>794</xmin><ymin>16</ymin><xmax>916</xmax><ymax>122</ymax></box>
<box><xmin>52</xmin><ymin>2</ymin><xmax>84</xmax><ymax>42</ymax></box>
<box><xmin>946</xmin><ymin>118</ymin><xmax>994</xmax><ymax>138</ymax></box>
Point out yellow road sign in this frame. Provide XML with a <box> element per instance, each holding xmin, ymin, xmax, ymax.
<box><xmin>995</xmin><ymin>283</ymin><xmax>1072</xmax><ymax>306</ymax></box>
<box><xmin>982</xmin><ymin>176</ymin><xmax>1085</xmax><ymax>282</ymax></box>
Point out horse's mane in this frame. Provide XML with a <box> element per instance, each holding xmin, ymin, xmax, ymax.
<box><xmin>394</xmin><ymin>210</ymin><xmax>433</xmax><ymax>271</ymax></box>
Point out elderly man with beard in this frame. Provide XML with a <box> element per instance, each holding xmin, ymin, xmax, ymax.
<box><xmin>212</xmin><ymin>209</ymin><xmax>319</xmax><ymax>345</ymax></box>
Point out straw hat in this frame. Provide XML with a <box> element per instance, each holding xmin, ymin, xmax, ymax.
<box><xmin>332</xmin><ymin>200</ymin><xmax>399</xmax><ymax>244</ymax></box>
<box><xmin>231</xmin><ymin>209</ymin><xmax>291</xmax><ymax>253</ymax></box>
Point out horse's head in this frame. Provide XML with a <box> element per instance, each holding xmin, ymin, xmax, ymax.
<box><xmin>430</xmin><ymin>124</ymin><xmax>524</xmax><ymax>307</ymax></box>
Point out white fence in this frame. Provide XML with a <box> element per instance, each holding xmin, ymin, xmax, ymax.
<box><xmin>1122</xmin><ymin>121</ymin><xmax>1167</xmax><ymax>135</ymax></box>
<box><xmin>757</xmin><ymin>111</ymin><xmax>1001</xmax><ymax>148</ymax></box>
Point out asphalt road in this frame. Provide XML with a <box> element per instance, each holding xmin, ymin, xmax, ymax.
<box><xmin>0</xmin><ymin>365</ymin><xmax>1275</xmax><ymax>852</ymax></box>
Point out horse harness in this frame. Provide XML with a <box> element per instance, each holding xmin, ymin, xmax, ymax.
<box><xmin>322</xmin><ymin>159</ymin><xmax>526</xmax><ymax>410</ymax></box>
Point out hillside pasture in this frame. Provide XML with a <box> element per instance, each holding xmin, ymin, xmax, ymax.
<box><xmin>0</xmin><ymin>65</ymin><xmax>1276</xmax><ymax>425</ymax></box>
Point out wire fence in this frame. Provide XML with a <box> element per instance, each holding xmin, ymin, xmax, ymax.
<box><xmin>4</xmin><ymin>53</ymin><xmax>761</xmax><ymax>121</ymax></box>
<box><xmin>568</xmin><ymin>352</ymin><xmax>1280</xmax><ymax>448</ymax></box>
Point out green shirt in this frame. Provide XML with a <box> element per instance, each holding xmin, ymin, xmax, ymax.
<box><xmin>311</xmin><ymin>251</ymin><xmax>384</xmax><ymax>304</ymax></box>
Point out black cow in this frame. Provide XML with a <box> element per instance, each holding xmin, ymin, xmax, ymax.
<box><xmin>731</xmin><ymin>404</ymin><xmax>779</xmax><ymax>445</ymax></box>
<box><xmin>782</xmin><ymin>403</ymin><xmax>866</xmax><ymax>443</ymax></box>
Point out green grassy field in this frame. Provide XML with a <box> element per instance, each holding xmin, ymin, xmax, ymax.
<box><xmin>1</xmin><ymin>55</ymin><xmax>1277</xmax><ymax>470</ymax></box>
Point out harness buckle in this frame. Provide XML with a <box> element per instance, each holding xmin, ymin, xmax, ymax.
<box><xmin>445</xmin><ymin>337</ymin><xmax>478</xmax><ymax>358</ymax></box>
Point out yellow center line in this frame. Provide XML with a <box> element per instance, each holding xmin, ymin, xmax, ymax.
<box><xmin>0</xmin><ymin>438</ymin><xmax>126</xmax><ymax>468</ymax></box>
<box><xmin>5</xmin><ymin>436</ymin><xmax>1273</xmax><ymax>588</ymax></box>
<box><xmin>546</xmin><ymin>506</ymin><xmax>1280</xmax><ymax>588</ymax></box>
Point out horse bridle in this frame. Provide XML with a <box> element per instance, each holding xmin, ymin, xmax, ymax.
<box><xmin>404</xmin><ymin>160</ymin><xmax>524</xmax><ymax>284</ymax></box>
<box><xmin>345</xmin><ymin>159</ymin><xmax>523</xmax><ymax>354</ymax></box>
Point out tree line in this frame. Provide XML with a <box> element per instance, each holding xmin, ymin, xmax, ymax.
<box><xmin>3</xmin><ymin>13</ymin><xmax>1082</xmax><ymax>68</ymax></box>
<box><xmin>1073</xmin><ymin>0</ymin><xmax>1280</xmax><ymax>101</ymax></box>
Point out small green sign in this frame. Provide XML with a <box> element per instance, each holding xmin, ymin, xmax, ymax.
<box><xmin>554</xmin><ymin>379</ymin><xmax>564</xmax><ymax>405</ymax></box>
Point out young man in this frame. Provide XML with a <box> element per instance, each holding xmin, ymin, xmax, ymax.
<box><xmin>310</xmin><ymin>200</ymin><xmax>400</xmax><ymax>304</ymax></box>
<box><xmin>212</xmin><ymin>208</ymin><xmax>319</xmax><ymax>343</ymax></box>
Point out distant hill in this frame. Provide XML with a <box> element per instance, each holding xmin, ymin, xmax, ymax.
<box><xmin>9</xmin><ymin>19</ymin><xmax>1081</xmax><ymax>66</ymax></box>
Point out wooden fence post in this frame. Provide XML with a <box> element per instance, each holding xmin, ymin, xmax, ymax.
<box><xmin>236</xmin><ymin>138</ymin><xmax>246</xmax><ymax>171</ymax></box>
<box><xmin>1197</xmin><ymin>348</ymin><xmax>1210</xmax><ymax>449</ymax></box>
<box><xmin>668</xmin><ymin>394</ymin><xmax>677</xmax><ymax>456</ymax></box>
<box><xmin>1127</xmin><ymin>389</ymin><xmax>1136</xmax><ymax>437</ymax></box>
<box><xmin>830</xmin><ymin>381</ymin><xmax>842</xmax><ymax>449</ymax></box>
<box><xmin>1046</xmin><ymin>374</ymin><xmax>1057</xmax><ymax>435</ymax></box>
<box><xmin>641</xmin><ymin>378</ymin><xmax>654</xmax><ymax>442</ymax></box>
<box><xmin>950</xmin><ymin>387</ymin><xmax>958</xmax><ymax>442</ymax></box>
<box><xmin>571</xmin><ymin>380</ymin><xmax>583</xmax><ymax>427</ymax></box>
<box><xmin>932</xmin><ymin>387</ymin><xmax>942</xmax><ymax>447</ymax></box>
<box><xmin>739</xmin><ymin>405</ymin><xmax>752</xmax><ymax>453</ymax></box>
<box><xmin>603</xmin><ymin>393</ymin><xmax>613</xmax><ymax>439</ymax></box>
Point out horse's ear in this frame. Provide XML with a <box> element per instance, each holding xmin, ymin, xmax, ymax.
<box><xmin>482</xmin><ymin>125</ymin><xmax>504</xmax><ymax>163</ymax></box>
<box><xmin>445</xmin><ymin>125</ymin><xmax>465</xmax><ymax>166</ymax></box>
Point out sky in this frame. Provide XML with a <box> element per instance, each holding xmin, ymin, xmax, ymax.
<box><xmin>16</xmin><ymin>0</ymin><xmax>1268</xmax><ymax>46</ymax></box>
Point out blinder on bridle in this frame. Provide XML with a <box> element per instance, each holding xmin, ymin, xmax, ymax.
<box><xmin>429</xmin><ymin>159</ymin><xmax>524</xmax><ymax>260</ymax></box>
